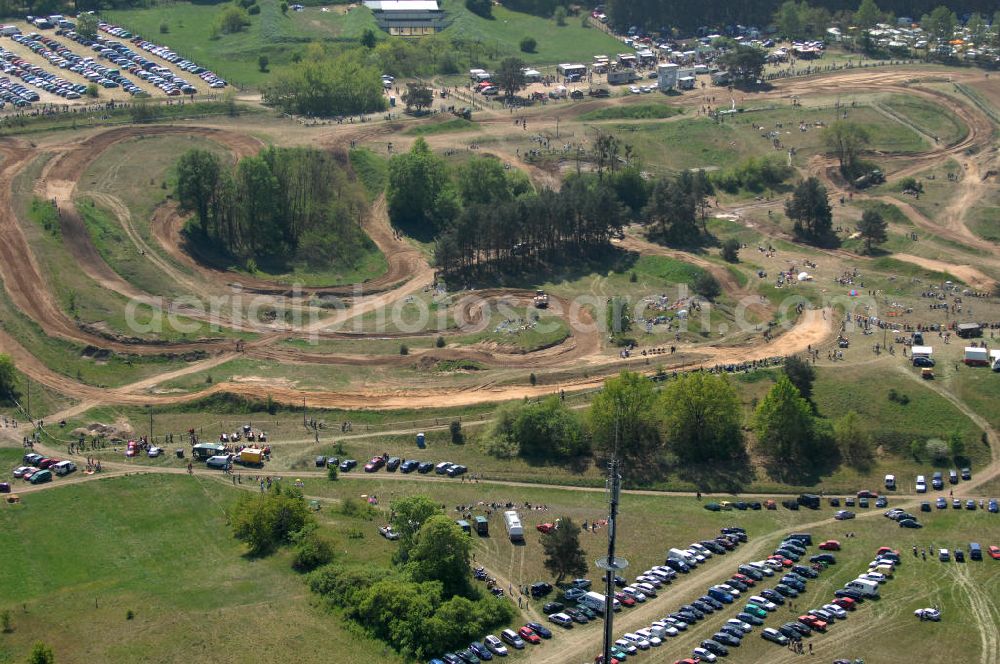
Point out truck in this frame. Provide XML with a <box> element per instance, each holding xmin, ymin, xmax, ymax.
<box><xmin>192</xmin><ymin>443</ymin><xmax>226</xmax><ymax>460</ymax></box>
<box><xmin>504</xmin><ymin>510</ymin><xmax>524</xmax><ymax>542</ymax></box>
<box><xmin>797</xmin><ymin>493</ymin><xmax>821</xmax><ymax>509</ymax></box>
<box><xmin>956</xmin><ymin>323</ymin><xmax>982</xmax><ymax>339</ymax></box>
<box><xmin>533</xmin><ymin>290</ymin><xmax>549</xmax><ymax>308</ymax></box>
<box><xmin>239</xmin><ymin>448</ymin><xmax>264</xmax><ymax>466</ymax></box>
<box><xmin>580</xmin><ymin>591</ymin><xmax>620</xmax><ymax>615</ymax></box>
<box><xmin>964</xmin><ymin>347</ymin><xmax>989</xmax><ymax>366</ymax></box>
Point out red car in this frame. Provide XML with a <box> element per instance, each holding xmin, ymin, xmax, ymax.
<box><xmin>615</xmin><ymin>591</ymin><xmax>636</xmax><ymax>607</ymax></box>
<box><xmin>857</xmin><ymin>490</ymin><xmax>879</xmax><ymax>498</ymax></box>
<box><xmin>363</xmin><ymin>457</ymin><xmax>385</xmax><ymax>473</ymax></box>
<box><xmin>674</xmin><ymin>660</ymin><xmax>699</xmax><ymax>664</ymax></box>
<box><xmin>732</xmin><ymin>573</ymin><xmax>755</xmax><ymax>586</ymax></box>
<box><xmin>876</xmin><ymin>546</ymin><xmax>899</xmax><ymax>556</ymax></box>
<box><xmin>595</xmin><ymin>657</ymin><xmax>620</xmax><ymax>664</ymax></box>
<box><xmin>519</xmin><ymin>626</ymin><xmax>541</xmax><ymax>644</ymax></box>
<box><xmin>819</xmin><ymin>540</ymin><xmax>841</xmax><ymax>551</ymax></box>
<box><xmin>833</xmin><ymin>597</ymin><xmax>856</xmax><ymax>611</ymax></box>
<box><xmin>988</xmin><ymin>545</ymin><xmax>1000</xmax><ymax>560</ymax></box>
<box><xmin>798</xmin><ymin>615</ymin><xmax>827</xmax><ymax>631</ymax></box>
<box><xmin>20</xmin><ymin>467</ymin><xmax>40</xmax><ymax>480</ymax></box>
<box><xmin>769</xmin><ymin>555</ymin><xmax>793</xmax><ymax>567</ymax></box>
<box><xmin>38</xmin><ymin>458</ymin><xmax>58</xmax><ymax>469</ymax></box>
<box><xmin>537</xmin><ymin>523</ymin><xmax>556</xmax><ymax>534</ymax></box>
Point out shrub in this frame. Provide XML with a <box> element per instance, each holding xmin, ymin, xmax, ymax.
<box><xmin>292</xmin><ymin>529</ymin><xmax>335</xmax><ymax>572</ymax></box>
<box><xmin>400</xmin><ymin>344</ymin><xmax>409</xmax><ymax>355</ymax></box>
<box><xmin>693</xmin><ymin>272</ymin><xmax>721</xmax><ymax>300</ymax></box>
<box><xmin>126</xmin><ymin>609</ymin><xmax>135</xmax><ymax>620</ymax></box>
<box><xmin>327</xmin><ymin>463</ymin><xmax>338</xmax><ymax>481</ymax></box>
<box><xmin>1</xmin><ymin>609</ymin><xmax>11</xmax><ymax>633</ymax></box>
<box><xmin>159</xmin><ymin>21</ymin><xmax>169</xmax><ymax>34</ymax></box>
<box><xmin>925</xmin><ymin>437</ymin><xmax>949</xmax><ymax>463</ymax></box>
<box><xmin>554</xmin><ymin>5</ymin><xmax>567</xmax><ymax>25</ymax></box>
<box><xmin>248</xmin><ymin>4</ymin><xmax>261</xmax><ymax>15</ymax></box>
<box><xmin>465</xmin><ymin>0</ymin><xmax>492</xmax><ymax>18</ymax></box>
<box><xmin>450</xmin><ymin>420</ymin><xmax>464</xmax><ymax>444</ymax></box>
<box><xmin>529</xmin><ymin>372</ymin><xmax>537</xmax><ymax>386</ymax></box>
<box><xmin>435</xmin><ymin>335</ymin><xmax>446</xmax><ymax>348</ymax></box>
<box><xmin>258</xmin><ymin>55</ymin><xmax>269</xmax><ymax>72</ymax></box>
<box><xmin>519</xmin><ymin>36</ymin><xmax>537</xmax><ymax>53</ymax></box>
<box><xmin>721</xmin><ymin>238</ymin><xmax>740</xmax><ymax>263</ymax></box>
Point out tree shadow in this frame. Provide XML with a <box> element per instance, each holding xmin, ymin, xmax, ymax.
<box><xmin>461</xmin><ymin>245</ymin><xmax>640</xmax><ymax>289</ymax></box>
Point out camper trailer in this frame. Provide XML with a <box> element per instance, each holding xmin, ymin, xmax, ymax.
<box><xmin>964</xmin><ymin>347</ymin><xmax>989</xmax><ymax>366</ymax></box>
<box><xmin>504</xmin><ymin>510</ymin><xmax>524</xmax><ymax>542</ymax></box>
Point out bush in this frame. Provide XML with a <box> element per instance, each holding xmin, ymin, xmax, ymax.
<box><xmin>925</xmin><ymin>438</ymin><xmax>949</xmax><ymax>463</ymax></box>
<box><xmin>248</xmin><ymin>4</ymin><xmax>261</xmax><ymax>15</ymax></box>
<box><xmin>229</xmin><ymin>484</ymin><xmax>313</xmax><ymax>556</ymax></box>
<box><xmin>435</xmin><ymin>335</ymin><xmax>446</xmax><ymax>348</ymax></box>
<box><xmin>450</xmin><ymin>420</ymin><xmax>464</xmax><ymax>444</ymax></box>
<box><xmin>519</xmin><ymin>36</ymin><xmax>537</xmax><ymax>53</ymax></box>
<box><xmin>126</xmin><ymin>609</ymin><xmax>135</xmax><ymax>620</ymax></box>
<box><xmin>1</xmin><ymin>609</ymin><xmax>11</xmax><ymax>633</ymax></box>
<box><xmin>554</xmin><ymin>5</ymin><xmax>567</xmax><ymax>25</ymax></box>
<box><xmin>292</xmin><ymin>529</ymin><xmax>335</xmax><ymax>572</ymax></box>
<box><xmin>465</xmin><ymin>0</ymin><xmax>492</xmax><ymax>18</ymax></box>
<box><xmin>216</xmin><ymin>5</ymin><xmax>251</xmax><ymax>34</ymax></box>
<box><xmin>159</xmin><ymin>21</ymin><xmax>169</xmax><ymax>34</ymax></box>
<box><xmin>721</xmin><ymin>238</ymin><xmax>740</xmax><ymax>263</ymax></box>
<box><xmin>258</xmin><ymin>55</ymin><xmax>269</xmax><ymax>72</ymax></box>
<box><xmin>327</xmin><ymin>463</ymin><xmax>338</xmax><ymax>481</ymax></box>
<box><xmin>400</xmin><ymin>344</ymin><xmax>409</xmax><ymax>355</ymax></box>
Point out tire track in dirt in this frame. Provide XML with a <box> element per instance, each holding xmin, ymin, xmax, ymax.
<box><xmin>949</xmin><ymin>562</ymin><xmax>1000</xmax><ymax>664</ymax></box>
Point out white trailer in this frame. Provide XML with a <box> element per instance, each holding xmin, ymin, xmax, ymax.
<box><xmin>580</xmin><ymin>591</ymin><xmax>620</xmax><ymax>614</ymax></box>
<box><xmin>504</xmin><ymin>510</ymin><xmax>524</xmax><ymax>542</ymax></box>
<box><xmin>964</xmin><ymin>347</ymin><xmax>989</xmax><ymax>366</ymax></box>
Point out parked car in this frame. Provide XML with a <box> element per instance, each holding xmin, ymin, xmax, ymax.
<box><xmin>0</xmin><ymin>482</ymin><xmax>10</xmax><ymax>493</ymax></box>
<box><xmin>700</xmin><ymin>640</ymin><xmax>728</xmax><ymax>657</ymax></box>
<box><xmin>28</xmin><ymin>469</ymin><xmax>52</xmax><ymax>484</ymax></box>
<box><xmin>500</xmin><ymin>629</ymin><xmax>525</xmax><ymax>649</ymax></box>
<box><xmin>914</xmin><ymin>608</ymin><xmax>941</xmax><ymax>621</ymax></box>
<box><xmin>988</xmin><ymin>545</ymin><xmax>1000</xmax><ymax>560</ymax></box>
<box><xmin>483</xmin><ymin>635</ymin><xmax>507</xmax><ymax>656</ymax></box>
<box><xmin>400</xmin><ymin>459</ymin><xmax>419</xmax><ymax>473</ymax></box>
<box><xmin>468</xmin><ymin>642</ymin><xmax>492</xmax><ymax>661</ymax></box>
<box><xmin>961</xmin><ymin>467</ymin><xmax>972</xmax><ymax>480</ymax></box>
<box><xmin>692</xmin><ymin>646</ymin><xmax>717</xmax><ymax>662</ymax></box>
<box><xmin>364</xmin><ymin>456</ymin><xmax>385</xmax><ymax>472</ymax></box>
<box><xmin>339</xmin><ymin>459</ymin><xmax>357</xmax><ymax>472</ymax></box>
<box><xmin>835</xmin><ymin>510</ymin><xmax>855</xmax><ymax>520</ymax></box>
<box><xmin>762</xmin><ymin>627</ymin><xmax>788</xmax><ymax>645</ymax></box>
<box><xmin>525</xmin><ymin>622</ymin><xmax>551</xmax><ymax>639</ymax></box>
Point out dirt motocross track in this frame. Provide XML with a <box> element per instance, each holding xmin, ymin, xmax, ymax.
<box><xmin>0</xmin><ymin>66</ymin><xmax>996</xmax><ymax>415</ymax></box>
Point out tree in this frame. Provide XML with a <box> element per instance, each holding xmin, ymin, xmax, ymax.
<box><xmin>924</xmin><ymin>6</ymin><xmax>956</xmax><ymax>45</ymax></box>
<box><xmin>456</xmin><ymin>157</ymin><xmax>516</xmax><ymax>206</ymax></box>
<box><xmin>925</xmin><ymin>437</ymin><xmax>949</xmax><ymax>463</ymax></box>
<box><xmin>0</xmin><ymin>354</ymin><xmax>18</xmax><ymax>404</ymax></box>
<box><xmin>693</xmin><ymin>272</ymin><xmax>721</xmax><ymax>300</ymax></box>
<box><xmin>258</xmin><ymin>55</ymin><xmax>269</xmax><ymax>72</ymax></box>
<box><xmin>644</xmin><ymin>175</ymin><xmax>699</xmax><ymax>246</ymax></box>
<box><xmin>833</xmin><ymin>411</ymin><xmax>874</xmax><ymax>466</ymax></box>
<box><xmin>718</xmin><ymin>45</ymin><xmax>766</xmax><ymax>87</ymax></box>
<box><xmin>495</xmin><ymin>57</ymin><xmax>527</xmax><ymax>98</ymax></box>
<box><xmin>910</xmin><ymin>438</ymin><xmax>925</xmax><ymax>460</ymax></box>
<box><xmin>262</xmin><ymin>49</ymin><xmax>387</xmax><ymax>117</ymax></box>
<box><xmin>660</xmin><ymin>373</ymin><xmax>744</xmax><ymax>464</ymax></box>
<box><xmin>450</xmin><ymin>420</ymin><xmax>464</xmax><ymax>444</ymax></box>
<box><xmin>857</xmin><ymin>208</ymin><xmax>887</xmax><ymax>253</ymax></box>
<box><xmin>966</xmin><ymin>13</ymin><xmax>988</xmax><ymax>45</ymax></box>
<box><xmin>387</xmin><ymin>138</ymin><xmax>455</xmax><ymax>236</ymax></box>
<box><xmin>465</xmin><ymin>0</ymin><xmax>492</xmax><ymax>18</ymax></box>
<box><xmin>822</xmin><ymin>121</ymin><xmax>870</xmax><ymax>178</ymax></box>
<box><xmin>402</xmin><ymin>83</ymin><xmax>433</xmax><ymax>112</ymax></box>
<box><xmin>785</xmin><ymin>177</ymin><xmax>833</xmax><ymax>242</ymax></box>
<box><xmin>159</xmin><ymin>20</ymin><xmax>169</xmax><ymax>34</ymax></box>
<box><xmin>775</xmin><ymin>0</ymin><xmax>803</xmax><ymax>39</ymax></box>
<box><xmin>948</xmin><ymin>430</ymin><xmax>966</xmax><ymax>459</ymax></box>
<box><xmin>721</xmin><ymin>238</ymin><xmax>740</xmax><ymax>263</ymax></box>
<box><xmin>753</xmin><ymin>375</ymin><xmax>817</xmax><ymax>465</ymax></box>
<box><xmin>291</xmin><ymin>528</ymin><xmax>335</xmax><ymax>572</ymax></box>
<box><xmin>280</xmin><ymin>2</ymin><xmax>288</xmax><ymax>14</ymax></box>
<box><xmin>854</xmin><ymin>0</ymin><xmax>881</xmax><ymax>29</ymax></box>
<box><xmin>216</xmin><ymin>4</ymin><xmax>251</xmax><ymax>34</ymax></box>
<box><xmin>588</xmin><ymin>371</ymin><xmax>662</xmax><ymax>467</ymax></box>
<box><xmin>76</xmin><ymin>12</ymin><xmax>98</xmax><ymax>40</ymax></box>
<box><xmin>389</xmin><ymin>495</ymin><xmax>442</xmax><ymax>552</ymax></box>
<box><xmin>229</xmin><ymin>484</ymin><xmax>312</xmax><ymax>556</ymax></box>
<box><xmin>512</xmin><ymin>397</ymin><xmax>589</xmax><ymax>459</ymax></box>
<box><xmin>520</xmin><ymin>36</ymin><xmax>537</xmax><ymax>53</ymax></box>
<box><xmin>783</xmin><ymin>354</ymin><xmax>816</xmax><ymax>401</ymax></box>
<box><xmin>27</xmin><ymin>642</ymin><xmax>55</xmax><ymax>664</ymax></box>
<box><xmin>360</xmin><ymin>28</ymin><xmax>377</xmax><ymax>49</ymax></box>
<box><xmin>554</xmin><ymin>5</ymin><xmax>567</xmax><ymax>25</ymax></box>
<box><xmin>542</xmin><ymin>518</ymin><xmax>587</xmax><ymax>583</ymax></box>
<box><xmin>406</xmin><ymin>515</ymin><xmax>473</xmax><ymax>597</ymax></box>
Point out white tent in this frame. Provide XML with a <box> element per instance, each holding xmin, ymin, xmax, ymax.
<box><xmin>797</xmin><ymin>272</ymin><xmax>812</xmax><ymax>281</ymax></box>
<box><xmin>911</xmin><ymin>345</ymin><xmax>933</xmax><ymax>357</ymax></box>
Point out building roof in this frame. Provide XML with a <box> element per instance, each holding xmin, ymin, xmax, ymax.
<box><xmin>365</xmin><ymin>0</ymin><xmax>440</xmax><ymax>10</ymax></box>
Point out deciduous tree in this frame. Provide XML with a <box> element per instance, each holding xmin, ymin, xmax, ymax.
<box><xmin>406</xmin><ymin>515</ymin><xmax>473</xmax><ymax>597</ymax></box>
<box><xmin>0</xmin><ymin>354</ymin><xmax>18</xmax><ymax>404</ymax></box>
<box><xmin>783</xmin><ymin>354</ymin><xmax>816</xmax><ymax>401</ymax></box>
<box><xmin>495</xmin><ymin>57</ymin><xmax>527</xmax><ymax>98</ymax></box>
<box><xmin>822</xmin><ymin>121</ymin><xmax>870</xmax><ymax>178</ymax></box>
<box><xmin>542</xmin><ymin>518</ymin><xmax>588</xmax><ymax>583</ymax></box>
<box><xmin>660</xmin><ymin>373</ymin><xmax>744</xmax><ymax>463</ymax></box>
<box><xmin>753</xmin><ymin>375</ymin><xmax>818</xmax><ymax>465</ymax></box>
<box><xmin>588</xmin><ymin>371</ymin><xmax>662</xmax><ymax>466</ymax></box>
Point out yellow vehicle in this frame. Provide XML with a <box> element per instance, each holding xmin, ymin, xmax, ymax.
<box><xmin>239</xmin><ymin>448</ymin><xmax>264</xmax><ymax>465</ymax></box>
<box><xmin>921</xmin><ymin>368</ymin><xmax>934</xmax><ymax>380</ymax></box>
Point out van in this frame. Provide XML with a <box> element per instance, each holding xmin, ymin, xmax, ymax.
<box><xmin>949</xmin><ymin>469</ymin><xmax>959</xmax><ymax>484</ymax></box>
<box><xmin>969</xmin><ymin>543</ymin><xmax>982</xmax><ymax>561</ymax></box>
<box><xmin>206</xmin><ymin>455</ymin><xmax>231</xmax><ymax>469</ymax></box>
<box><xmin>874</xmin><ymin>564</ymin><xmax>894</xmax><ymax>577</ymax></box>
<box><xmin>580</xmin><ymin>590</ymin><xmax>620</xmax><ymax>614</ymax></box>
<box><xmin>52</xmin><ymin>460</ymin><xmax>76</xmax><ymax>476</ymax></box>
<box><xmin>884</xmin><ymin>474</ymin><xmax>896</xmax><ymax>490</ymax></box>
<box><xmin>916</xmin><ymin>475</ymin><xmax>927</xmax><ymax>493</ymax></box>
<box><xmin>846</xmin><ymin>579</ymin><xmax>880</xmax><ymax>598</ymax></box>
<box><xmin>668</xmin><ymin>548</ymin><xmax>697</xmax><ymax>566</ymax></box>
<box><xmin>797</xmin><ymin>494</ymin><xmax>821</xmax><ymax>509</ymax></box>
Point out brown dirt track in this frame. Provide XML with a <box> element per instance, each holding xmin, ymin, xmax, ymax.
<box><xmin>0</xmin><ymin>66</ymin><xmax>996</xmax><ymax>417</ymax></box>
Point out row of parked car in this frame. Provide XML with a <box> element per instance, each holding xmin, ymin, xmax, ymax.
<box><xmin>428</xmin><ymin>623</ymin><xmax>557</xmax><ymax>663</ymax></box>
<box><xmin>5</xmin><ymin>452</ymin><xmax>77</xmax><ymax>490</ymax></box>
<box><xmin>98</xmin><ymin>20</ymin><xmax>227</xmax><ymax>89</ymax></box>
<box><xmin>12</xmin><ymin>31</ymin><xmax>142</xmax><ymax>95</ymax></box>
<box><xmin>912</xmin><ymin>467</ymin><xmax>971</xmax><ymax>492</ymax></box>
<box><xmin>317</xmin><ymin>454</ymin><xmax>469</xmax><ymax>478</ymax></box>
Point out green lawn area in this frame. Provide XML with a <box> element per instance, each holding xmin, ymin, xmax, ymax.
<box><xmin>348</xmin><ymin>148</ymin><xmax>389</xmax><ymax>201</ymax></box>
<box><xmin>579</xmin><ymin>103</ymin><xmax>683</xmax><ymax>121</ymax></box>
<box><xmin>404</xmin><ymin>117</ymin><xmax>480</xmax><ymax>136</ymax></box>
<box><xmin>0</xmin><ymin>472</ymin><xmax>404</xmax><ymax>664</ymax></box>
<box><xmin>441</xmin><ymin>0</ymin><xmax>622</xmax><ymax>67</ymax></box>
<box><xmin>880</xmin><ymin>93</ymin><xmax>970</xmax><ymax>146</ymax></box>
<box><xmin>106</xmin><ymin>0</ymin><xmax>377</xmax><ymax>88</ymax></box>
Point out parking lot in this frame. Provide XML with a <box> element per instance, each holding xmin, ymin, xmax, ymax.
<box><xmin>0</xmin><ymin>16</ymin><xmax>226</xmax><ymax>109</ymax></box>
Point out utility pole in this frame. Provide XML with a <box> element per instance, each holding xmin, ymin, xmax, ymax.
<box><xmin>597</xmin><ymin>457</ymin><xmax>627</xmax><ymax>664</ymax></box>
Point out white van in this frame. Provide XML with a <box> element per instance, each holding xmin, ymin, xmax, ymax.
<box><xmin>846</xmin><ymin>578</ymin><xmax>880</xmax><ymax>598</ymax></box>
<box><xmin>52</xmin><ymin>460</ymin><xmax>76</xmax><ymax>476</ymax></box>
<box><xmin>884</xmin><ymin>474</ymin><xmax>896</xmax><ymax>490</ymax></box>
<box><xmin>668</xmin><ymin>548</ymin><xmax>697</xmax><ymax>566</ymax></box>
<box><xmin>580</xmin><ymin>590</ymin><xmax>620</xmax><ymax>614</ymax></box>
<box><xmin>915</xmin><ymin>475</ymin><xmax>927</xmax><ymax>493</ymax></box>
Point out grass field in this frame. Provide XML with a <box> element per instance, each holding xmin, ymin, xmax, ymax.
<box><xmin>0</xmin><ymin>471</ymin><xmax>405</xmax><ymax>664</ymax></box>
<box><xmin>880</xmin><ymin>93</ymin><xmax>970</xmax><ymax>146</ymax></box>
<box><xmin>579</xmin><ymin>104</ymin><xmax>683</xmax><ymax>121</ymax></box>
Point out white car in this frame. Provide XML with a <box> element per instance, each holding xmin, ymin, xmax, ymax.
<box><xmin>636</xmin><ymin>575</ymin><xmax>662</xmax><ymax>588</ymax></box>
<box><xmin>664</xmin><ymin>617</ymin><xmax>688</xmax><ymax>631</ymax></box>
<box><xmin>914</xmin><ymin>608</ymin><xmax>941</xmax><ymax>621</ymax></box>
<box><xmin>378</xmin><ymin>525</ymin><xmax>400</xmax><ymax>540</ymax></box>
<box><xmin>823</xmin><ymin>604</ymin><xmax>848</xmax><ymax>619</ymax></box>
<box><xmin>615</xmin><ymin>639</ymin><xmax>638</xmax><ymax>655</ymax></box>
<box><xmin>484</xmin><ymin>634</ymin><xmax>508</xmax><ymax>656</ymax></box>
<box><xmin>762</xmin><ymin>559</ymin><xmax>784</xmax><ymax>569</ymax></box>
<box><xmin>863</xmin><ymin>572</ymin><xmax>887</xmax><ymax>584</ymax></box>
<box><xmin>636</xmin><ymin>582</ymin><xmax>658</xmax><ymax>596</ymax></box>
<box><xmin>629</xmin><ymin>86</ymin><xmax>641</xmax><ymax>94</ymax></box>
<box><xmin>621</xmin><ymin>586</ymin><xmax>646</xmax><ymax>602</ymax></box>
<box><xmin>650</xmin><ymin>621</ymin><xmax>679</xmax><ymax>637</ymax></box>
<box><xmin>692</xmin><ymin>647</ymin><xmax>717</xmax><ymax>662</ymax></box>
<box><xmin>749</xmin><ymin>596</ymin><xmax>777</xmax><ymax>611</ymax></box>
<box><xmin>147</xmin><ymin>446</ymin><xmax>162</xmax><ymax>458</ymax></box>
<box><xmin>634</xmin><ymin>628</ymin><xmax>662</xmax><ymax>646</ymax></box>
<box><xmin>749</xmin><ymin>561</ymin><xmax>775</xmax><ymax>576</ymax></box>
<box><xmin>622</xmin><ymin>633</ymin><xmax>650</xmax><ymax>650</ymax></box>
<box><xmin>689</xmin><ymin>543</ymin><xmax>712</xmax><ymax>558</ymax></box>
<box><xmin>686</xmin><ymin>549</ymin><xmax>706</xmax><ymax>563</ymax></box>
<box><xmin>717</xmin><ymin>583</ymin><xmax>741</xmax><ymax>597</ymax></box>
<box><xmin>726</xmin><ymin>618</ymin><xmax>753</xmax><ymax>633</ymax></box>
<box><xmin>916</xmin><ymin>475</ymin><xmax>927</xmax><ymax>493</ymax></box>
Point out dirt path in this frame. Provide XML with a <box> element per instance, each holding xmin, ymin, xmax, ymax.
<box><xmin>892</xmin><ymin>253</ymin><xmax>996</xmax><ymax>290</ymax></box>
